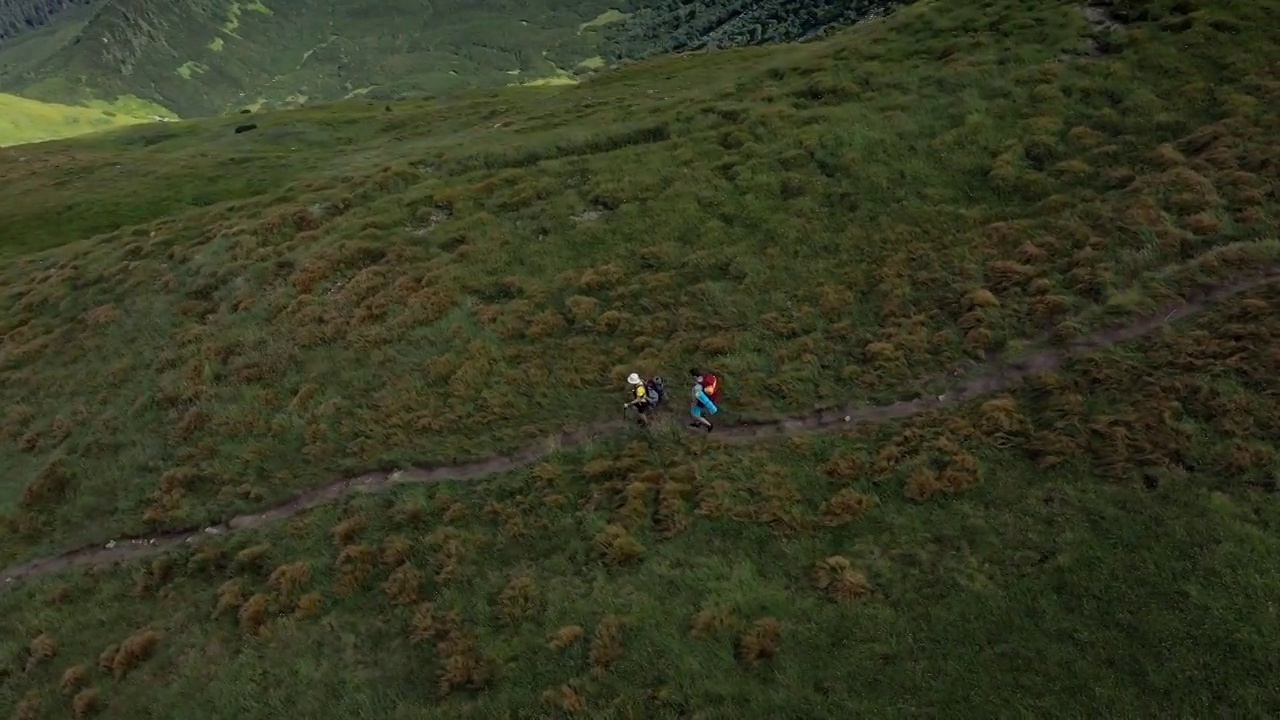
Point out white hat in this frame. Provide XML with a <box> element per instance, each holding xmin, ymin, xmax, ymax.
<box><xmin>626</xmin><ymin>372</ymin><xmax>642</xmax><ymax>385</ymax></box>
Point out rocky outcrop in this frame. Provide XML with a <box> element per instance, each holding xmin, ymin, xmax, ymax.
<box><xmin>603</xmin><ymin>0</ymin><xmax>914</xmax><ymax>60</ymax></box>
<box><xmin>0</xmin><ymin>0</ymin><xmax>96</xmax><ymax>45</ymax></box>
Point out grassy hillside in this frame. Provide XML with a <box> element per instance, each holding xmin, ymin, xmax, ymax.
<box><xmin>1</xmin><ymin>0</ymin><xmax>1279</xmax><ymax>714</ymax></box>
<box><xmin>0</xmin><ymin>92</ymin><xmax>172</xmax><ymax>147</ymax></box>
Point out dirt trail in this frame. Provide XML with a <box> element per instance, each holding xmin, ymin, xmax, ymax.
<box><xmin>3</xmin><ymin>272</ymin><xmax>1278</xmax><ymax>593</ymax></box>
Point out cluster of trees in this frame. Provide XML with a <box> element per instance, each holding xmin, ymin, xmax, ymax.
<box><xmin>601</xmin><ymin>0</ymin><xmax>912</xmax><ymax>60</ymax></box>
<box><xmin>0</xmin><ymin>0</ymin><xmax>94</xmax><ymax>44</ymax></box>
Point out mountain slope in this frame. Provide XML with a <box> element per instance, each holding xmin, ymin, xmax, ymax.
<box><xmin>1</xmin><ymin>0</ymin><xmax>1279</xmax><ymax>715</ymax></box>
<box><xmin>0</xmin><ymin>0</ymin><xmax>910</xmax><ymax>120</ymax></box>
<box><xmin>0</xmin><ymin>0</ymin><xmax>631</xmax><ymax>116</ymax></box>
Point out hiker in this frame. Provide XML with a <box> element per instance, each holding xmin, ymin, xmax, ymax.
<box><xmin>623</xmin><ymin>372</ymin><xmax>654</xmax><ymax>427</ymax></box>
<box><xmin>689</xmin><ymin>369</ymin><xmax>718</xmax><ymax>432</ymax></box>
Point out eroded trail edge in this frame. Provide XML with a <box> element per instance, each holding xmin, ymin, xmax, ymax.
<box><xmin>4</xmin><ymin>272</ymin><xmax>1278</xmax><ymax>592</ymax></box>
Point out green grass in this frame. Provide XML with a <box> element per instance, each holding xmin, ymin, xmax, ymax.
<box><xmin>0</xmin><ymin>93</ymin><xmax>172</xmax><ymax>147</ymax></box>
<box><xmin>1</xmin><ymin>0</ymin><xmax>1280</xmax><ymax>714</ymax></box>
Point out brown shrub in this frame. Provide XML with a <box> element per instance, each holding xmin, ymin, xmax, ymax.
<box><xmin>904</xmin><ymin>467</ymin><xmax>943</xmax><ymax>502</ymax></box>
<box><xmin>334</xmin><ymin>543</ymin><xmax>376</xmax><ymax>595</ymax></box>
<box><xmin>407</xmin><ymin>602</ymin><xmax>459</xmax><ymax>650</ymax></box>
<box><xmin>580</xmin><ymin>263</ymin><xmax>623</xmax><ymax>290</ymax></box>
<box><xmin>694</xmin><ymin>479</ymin><xmax>735</xmax><ymax>518</ymax></box>
<box><xmin>497</xmin><ymin>574</ymin><xmax>540</xmax><ymax>625</ymax></box>
<box><xmin>564</xmin><ymin>295</ymin><xmax>601</xmax><ymax>327</ymax></box>
<box><xmin>964</xmin><ymin>327</ymin><xmax>994</xmax><ymax>355</ymax></box>
<box><xmin>698</xmin><ymin>332</ymin><xmax>736</xmax><ymax>355</ymax></box>
<box><xmin>546</xmin><ymin>625</ymin><xmax>585</xmax><ymax>651</ymax></box>
<box><xmin>330</xmin><ymin>513</ymin><xmax>370</xmax><ymax>544</ymax></box>
<box><xmin>436</xmin><ymin>629</ymin><xmax>491</xmax><ymax>697</ymax></box>
<box><xmin>84</xmin><ymin>303</ymin><xmax>121</xmax><ymax>326</ymax></box>
<box><xmin>611</xmin><ymin>481</ymin><xmax>652</xmax><ymax>530</ymax></box>
<box><xmin>238</xmin><ymin>594</ymin><xmax>271</xmax><ymax>634</ymax></box>
<box><xmin>817</xmin><ymin>284</ymin><xmax>854</xmax><ymax>318</ymax></box>
<box><xmin>654</xmin><ymin>481</ymin><xmax>692</xmax><ymax>538</ymax></box>
<box><xmin>97</xmin><ymin>645</ymin><xmax>119</xmax><ymax>673</ymax></box>
<box><xmin>1183</xmin><ymin>212</ymin><xmax>1222</xmax><ymax>235</ymax></box>
<box><xmin>1235</xmin><ymin>188</ymin><xmax>1266</xmax><ymax>206</ymax></box>
<box><xmin>588</xmin><ymin>616</ymin><xmax>626</xmax><ymax>677</ymax></box>
<box><xmin>811</xmin><ymin>556</ymin><xmax>873</xmax><ymax>602</ymax></box>
<box><xmin>820</xmin><ymin>451</ymin><xmax>865</xmax><ymax>480</ymax></box>
<box><xmin>233</xmin><ymin>543</ymin><xmax>272</xmax><ymax>570</ymax></box>
<box><xmin>864</xmin><ymin>341</ymin><xmax>901</xmax><ymax>363</ymax></box>
<box><xmin>1052</xmin><ymin>159</ymin><xmax>1091</xmax><ymax>177</ymax></box>
<box><xmin>690</xmin><ymin>606</ymin><xmax>737</xmax><ymax>639</ymax></box>
<box><xmin>267</xmin><ymin>561</ymin><xmax>312</xmax><ymax>602</ymax></box>
<box><xmin>1066</xmin><ymin>125</ymin><xmax>1106</xmax><ymax>148</ymax></box>
<box><xmin>295</xmin><ymin>592</ymin><xmax>324</xmax><ymax>619</ymax></box>
<box><xmin>1029</xmin><ymin>295</ymin><xmax>1072</xmax><ymax>321</ymax></box>
<box><xmin>1100</xmin><ymin>165</ymin><xmax>1131</xmax><ymax>188</ymax></box>
<box><xmin>213</xmin><ymin>579</ymin><xmax>245</xmax><ymax>616</ymax></box>
<box><xmin>985</xmin><ymin>260</ymin><xmax>1036</xmax><ymax>290</ymax></box>
<box><xmin>964</xmin><ymin>288</ymin><xmax>1000</xmax><ymax>309</ymax></box>
<box><xmin>957</xmin><ymin>309</ymin><xmax>986</xmax><ymax>331</ymax></box>
<box><xmin>111</xmin><ymin>629</ymin><xmax>162</xmax><ymax>679</ymax></box>
<box><xmin>542</xmin><ymin>684</ymin><xmax>588</xmax><ymax>714</ymax></box>
<box><xmin>379</xmin><ymin>534</ymin><xmax>413</xmax><ymax>567</ymax></box>
<box><xmin>1161</xmin><ymin>168</ymin><xmax>1219</xmax><ymax>214</ymax></box>
<box><xmin>1016</xmin><ymin>241</ymin><xmax>1050</xmax><ymax>264</ymax></box>
<box><xmin>737</xmin><ymin>618</ymin><xmax>782</xmax><ymax>667</ymax></box>
<box><xmin>60</xmin><ymin>664</ymin><xmax>89</xmax><ymax>694</ymax></box>
<box><xmin>172</xmin><ymin>408</ymin><xmax>210</xmax><ymax>441</ymax></box>
<box><xmin>391</xmin><ymin>498</ymin><xmax>431</xmax><ymax>525</ymax></box>
<box><xmin>978</xmin><ymin>396</ymin><xmax>1031</xmax><ymax>439</ymax></box>
<box><xmin>1149</xmin><ymin>143</ymin><xmax>1186</xmax><ymax>167</ymax></box>
<box><xmin>383</xmin><ymin>563</ymin><xmax>425</xmax><ymax>606</ymax></box>
<box><xmin>939</xmin><ymin>451</ymin><xmax>983</xmax><ymax>493</ymax></box>
<box><xmin>72</xmin><ymin>688</ymin><xmax>102</xmax><ymax>718</ymax></box>
<box><xmin>819</xmin><ymin>488</ymin><xmax>874</xmax><ymax>526</ymax></box>
<box><xmin>594</xmin><ymin>524</ymin><xmax>645</xmax><ymax>565</ymax></box>
<box><xmin>581</xmin><ymin>458</ymin><xmax>619</xmax><ymax>480</ymax></box>
<box><xmin>26</xmin><ymin>633</ymin><xmax>57</xmax><ymax>669</ymax></box>
<box><xmin>525</xmin><ymin>308</ymin><xmax>568</xmax><ymax>339</ymax></box>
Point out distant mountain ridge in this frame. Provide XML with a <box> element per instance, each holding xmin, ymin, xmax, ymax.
<box><xmin>0</xmin><ymin>0</ymin><xmax>908</xmax><ymax>120</ymax></box>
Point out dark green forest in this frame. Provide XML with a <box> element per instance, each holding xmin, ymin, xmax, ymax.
<box><xmin>0</xmin><ymin>0</ymin><xmax>92</xmax><ymax>43</ymax></box>
<box><xmin>600</xmin><ymin>0</ymin><xmax>913</xmax><ymax>59</ymax></box>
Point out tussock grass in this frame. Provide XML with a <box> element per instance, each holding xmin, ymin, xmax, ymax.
<box><xmin>1</xmin><ymin>0</ymin><xmax>1279</xmax><ymax>713</ymax></box>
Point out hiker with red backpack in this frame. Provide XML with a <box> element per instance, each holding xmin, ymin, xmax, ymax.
<box><xmin>689</xmin><ymin>367</ymin><xmax>720</xmax><ymax>432</ymax></box>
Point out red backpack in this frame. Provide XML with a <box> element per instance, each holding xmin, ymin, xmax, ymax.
<box><xmin>701</xmin><ymin>372</ymin><xmax>722</xmax><ymax>403</ymax></box>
